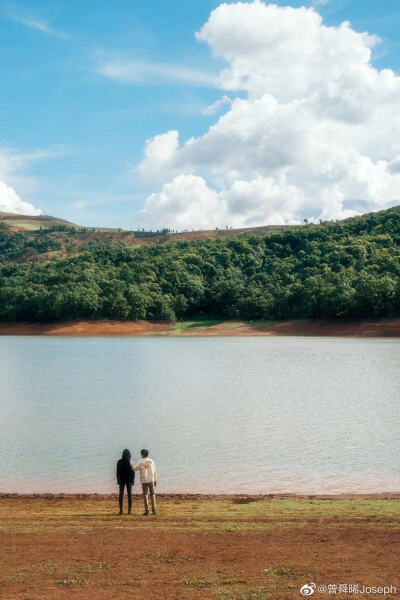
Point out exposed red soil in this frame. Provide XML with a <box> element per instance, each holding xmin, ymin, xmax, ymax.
<box><xmin>0</xmin><ymin>318</ymin><xmax>399</xmax><ymax>337</ymax></box>
<box><xmin>0</xmin><ymin>320</ymin><xmax>169</xmax><ymax>336</ymax></box>
<box><xmin>0</xmin><ymin>495</ymin><xmax>399</xmax><ymax>600</ymax></box>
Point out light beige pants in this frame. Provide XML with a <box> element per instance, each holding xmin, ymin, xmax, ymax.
<box><xmin>142</xmin><ymin>482</ymin><xmax>156</xmax><ymax>513</ymax></box>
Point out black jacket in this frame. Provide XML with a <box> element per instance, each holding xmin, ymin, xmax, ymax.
<box><xmin>116</xmin><ymin>459</ymin><xmax>135</xmax><ymax>485</ymax></box>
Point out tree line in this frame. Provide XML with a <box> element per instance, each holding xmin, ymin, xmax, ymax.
<box><xmin>0</xmin><ymin>207</ymin><xmax>399</xmax><ymax>322</ymax></box>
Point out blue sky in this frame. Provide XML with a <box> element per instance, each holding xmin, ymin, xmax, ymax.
<box><xmin>1</xmin><ymin>0</ymin><xmax>400</xmax><ymax>228</ymax></box>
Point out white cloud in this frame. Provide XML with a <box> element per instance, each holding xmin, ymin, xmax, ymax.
<box><xmin>0</xmin><ymin>180</ymin><xmax>40</xmax><ymax>215</ymax></box>
<box><xmin>222</xmin><ymin>177</ymin><xmax>304</xmax><ymax>226</ymax></box>
<box><xmin>135</xmin><ymin>2</ymin><xmax>400</xmax><ymax>229</ymax></box>
<box><xmin>136</xmin><ymin>175</ymin><xmax>222</xmax><ymax>230</ymax></box>
<box><xmin>0</xmin><ymin>149</ymin><xmax>49</xmax><ymax>216</ymax></box>
<box><xmin>136</xmin><ymin>174</ymin><xmax>304</xmax><ymax>230</ymax></box>
<box><xmin>202</xmin><ymin>95</ymin><xmax>233</xmax><ymax>115</ymax></box>
<box><xmin>11</xmin><ymin>16</ymin><xmax>69</xmax><ymax>38</ymax></box>
<box><xmin>195</xmin><ymin>3</ymin><xmax>380</xmax><ymax>102</ymax></box>
<box><xmin>143</xmin><ymin>131</ymin><xmax>180</xmax><ymax>164</ymax></box>
<box><xmin>97</xmin><ymin>59</ymin><xmax>218</xmax><ymax>87</ymax></box>
<box><xmin>3</xmin><ymin>4</ymin><xmax>69</xmax><ymax>39</ymax></box>
<box><xmin>389</xmin><ymin>155</ymin><xmax>400</xmax><ymax>174</ymax></box>
<box><xmin>0</xmin><ymin>147</ymin><xmax>63</xmax><ymax>181</ymax></box>
<box><xmin>137</xmin><ymin>131</ymin><xmax>181</xmax><ymax>183</ymax></box>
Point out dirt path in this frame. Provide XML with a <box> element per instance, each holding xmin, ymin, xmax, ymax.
<box><xmin>0</xmin><ymin>495</ymin><xmax>399</xmax><ymax>599</ymax></box>
<box><xmin>0</xmin><ymin>318</ymin><xmax>399</xmax><ymax>337</ymax></box>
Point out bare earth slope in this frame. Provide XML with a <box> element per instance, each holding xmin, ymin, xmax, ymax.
<box><xmin>0</xmin><ymin>318</ymin><xmax>399</xmax><ymax>337</ymax></box>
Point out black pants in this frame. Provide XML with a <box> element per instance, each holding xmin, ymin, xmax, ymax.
<box><xmin>119</xmin><ymin>481</ymin><xmax>132</xmax><ymax>513</ymax></box>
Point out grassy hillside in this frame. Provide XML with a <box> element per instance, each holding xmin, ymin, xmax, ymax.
<box><xmin>0</xmin><ymin>211</ymin><xmax>79</xmax><ymax>231</ymax></box>
<box><xmin>0</xmin><ymin>211</ymin><xmax>131</xmax><ymax>233</ymax></box>
<box><xmin>0</xmin><ymin>207</ymin><xmax>399</xmax><ymax>322</ymax></box>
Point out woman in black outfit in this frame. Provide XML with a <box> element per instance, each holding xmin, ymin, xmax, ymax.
<box><xmin>116</xmin><ymin>449</ymin><xmax>135</xmax><ymax>515</ymax></box>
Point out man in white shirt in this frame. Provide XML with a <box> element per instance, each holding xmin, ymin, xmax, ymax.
<box><xmin>133</xmin><ymin>449</ymin><xmax>157</xmax><ymax>516</ymax></box>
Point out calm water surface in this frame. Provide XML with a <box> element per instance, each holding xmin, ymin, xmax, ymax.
<box><xmin>0</xmin><ymin>336</ymin><xmax>399</xmax><ymax>494</ymax></box>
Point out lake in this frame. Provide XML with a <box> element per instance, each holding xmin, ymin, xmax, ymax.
<box><xmin>0</xmin><ymin>336</ymin><xmax>399</xmax><ymax>494</ymax></box>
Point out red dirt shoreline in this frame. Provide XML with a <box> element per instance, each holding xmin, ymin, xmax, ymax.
<box><xmin>1</xmin><ymin>494</ymin><xmax>399</xmax><ymax>599</ymax></box>
<box><xmin>2</xmin><ymin>492</ymin><xmax>400</xmax><ymax>500</ymax></box>
<box><xmin>0</xmin><ymin>318</ymin><xmax>399</xmax><ymax>337</ymax></box>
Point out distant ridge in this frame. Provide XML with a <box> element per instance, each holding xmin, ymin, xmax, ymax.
<box><xmin>0</xmin><ymin>209</ymin><xmax>294</xmax><ymax>238</ymax></box>
<box><xmin>0</xmin><ymin>211</ymin><xmax>78</xmax><ymax>231</ymax></box>
<box><xmin>1</xmin><ymin>206</ymin><xmax>399</xmax><ymax>243</ymax></box>
<box><xmin>0</xmin><ymin>212</ymin><xmax>74</xmax><ymax>223</ymax></box>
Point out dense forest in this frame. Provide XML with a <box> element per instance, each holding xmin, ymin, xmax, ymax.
<box><xmin>0</xmin><ymin>207</ymin><xmax>399</xmax><ymax>322</ymax></box>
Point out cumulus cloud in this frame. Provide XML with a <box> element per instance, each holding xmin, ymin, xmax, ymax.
<box><xmin>136</xmin><ymin>175</ymin><xmax>222</xmax><ymax>230</ymax></box>
<box><xmin>135</xmin><ymin>174</ymin><xmax>304</xmax><ymax>230</ymax></box>
<box><xmin>0</xmin><ymin>180</ymin><xmax>41</xmax><ymax>215</ymax></box>
<box><xmin>389</xmin><ymin>155</ymin><xmax>400</xmax><ymax>174</ymax></box>
<box><xmin>0</xmin><ymin>149</ymin><xmax>43</xmax><ymax>216</ymax></box>
<box><xmin>135</xmin><ymin>1</ymin><xmax>400</xmax><ymax>229</ymax></box>
<box><xmin>195</xmin><ymin>3</ymin><xmax>380</xmax><ymax>101</ymax></box>
<box><xmin>140</xmin><ymin>131</ymin><xmax>179</xmax><ymax>168</ymax></box>
<box><xmin>221</xmin><ymin>177</ymin><xmax>304</xmax><ymax>226</ymax></box>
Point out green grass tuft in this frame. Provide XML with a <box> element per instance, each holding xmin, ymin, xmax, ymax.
<box><xmin>261</xmin><ymin>565</ymin><xmax>301</xmax><ymax>578</ymax></box>
<box><xmin>55</xmin><ymin>578</ymin><xmax>87</xmax><ymax>586</ymax></box>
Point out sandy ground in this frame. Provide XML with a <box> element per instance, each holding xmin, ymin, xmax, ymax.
<box><xmin>0</xmin><ymin>494</ymin><xmax>399</xmax><ymax>600</ymax></box>
<box><xmin>0</xmin><ymin>318</ymin><xmax>399</xmax><ymax>337</ymax></box>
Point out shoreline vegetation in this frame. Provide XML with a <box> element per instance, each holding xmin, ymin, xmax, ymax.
<box><xmin>0</xmin><ymin>317</ymin><xmax>399</xmax><ymax>337</ymax></box>
<box><xmin>1</xmin><ymin>207</ymin><xmax>399</xmax><ymax>325</ymax></box>
<box><xmin>0</xmin><ymin>494</ymin><xmax>399</xmax><ymax>599</ymax></box>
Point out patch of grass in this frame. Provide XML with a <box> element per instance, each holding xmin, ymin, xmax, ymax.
<box><xmin>55</xmin><ymin>578</ymin><xmax>87</xmax><ymax>586</ymax></box>
<box><xmin>100</xmin><ymin>578</ymin><xmax>145</xmax><ymax>587</ymax></box>
<box><xmin>261</xmin><ymin>566</ymin><xmax>300</xmax><ymax>578</ymax></box>
<box><xmin>2</xmin><ymin>497</ymin><xmax>399</xmax><ymax>537</ymax></box>
<box><xmin>245</xmin><ymin>320</ymin><xmax>281</xmax><ymax>326</ymax></box>
<box><xmin>186</xmin><ymin>319</ymin><xmax>223</xmax><ymax>329</ymax></box>
<box><xmin>217</xmin><ymin>587</ymin><xmax>270</xmax><ymax>599</ymax></box>
<box><xmin>183</xmin><ymin>576</ymin><xmax>213</xmax><ymax>587</ymax></box>
<box><xmin>223</xmin><ymin>322</ymin><xmax>247</xmax><ymax>329</ymax></box>
<box><xmin>182</xmin><ymin>576</ymin><xmax>249</xmax><ymax>588</ymax></box>
<box><xmin>76</xmin><ymin>561</ymin><xmax>112</xmax><ymax>573</ymax></box>
<box><xmin>219</xmin><ymin>578</ymin><xmax>249</xmax><ymax>585</ymax></box>
<box><xmin>8</xmin><ymin>569</ymin><xmax>32</xmax><ymax>583</ymax></box>
<box><xmin>146</xmin><ymin>552</ymin><xmax>177</xmax><ymax>564</ymax></box>
<box><xmin>170</xmin><ymin>319</ymin><xmax>224</xmax><ymax>333</ymax></box>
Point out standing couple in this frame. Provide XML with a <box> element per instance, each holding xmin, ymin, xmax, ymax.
<box><xmin>116</xmin><ymin>448</ymin><xmax>157</xmax><ymax>516</ymax></box>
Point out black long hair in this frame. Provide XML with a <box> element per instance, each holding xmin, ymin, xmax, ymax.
<box><xmin>121</xmin><ymin>449</ymin><xmax>131</xmax><ymax>461</ymax></box>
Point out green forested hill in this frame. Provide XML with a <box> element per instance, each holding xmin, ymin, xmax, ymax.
<box><xmin>0</xmin><ymin>207</ymin><xmax>399</xmax><ymax>322</ymax></box>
